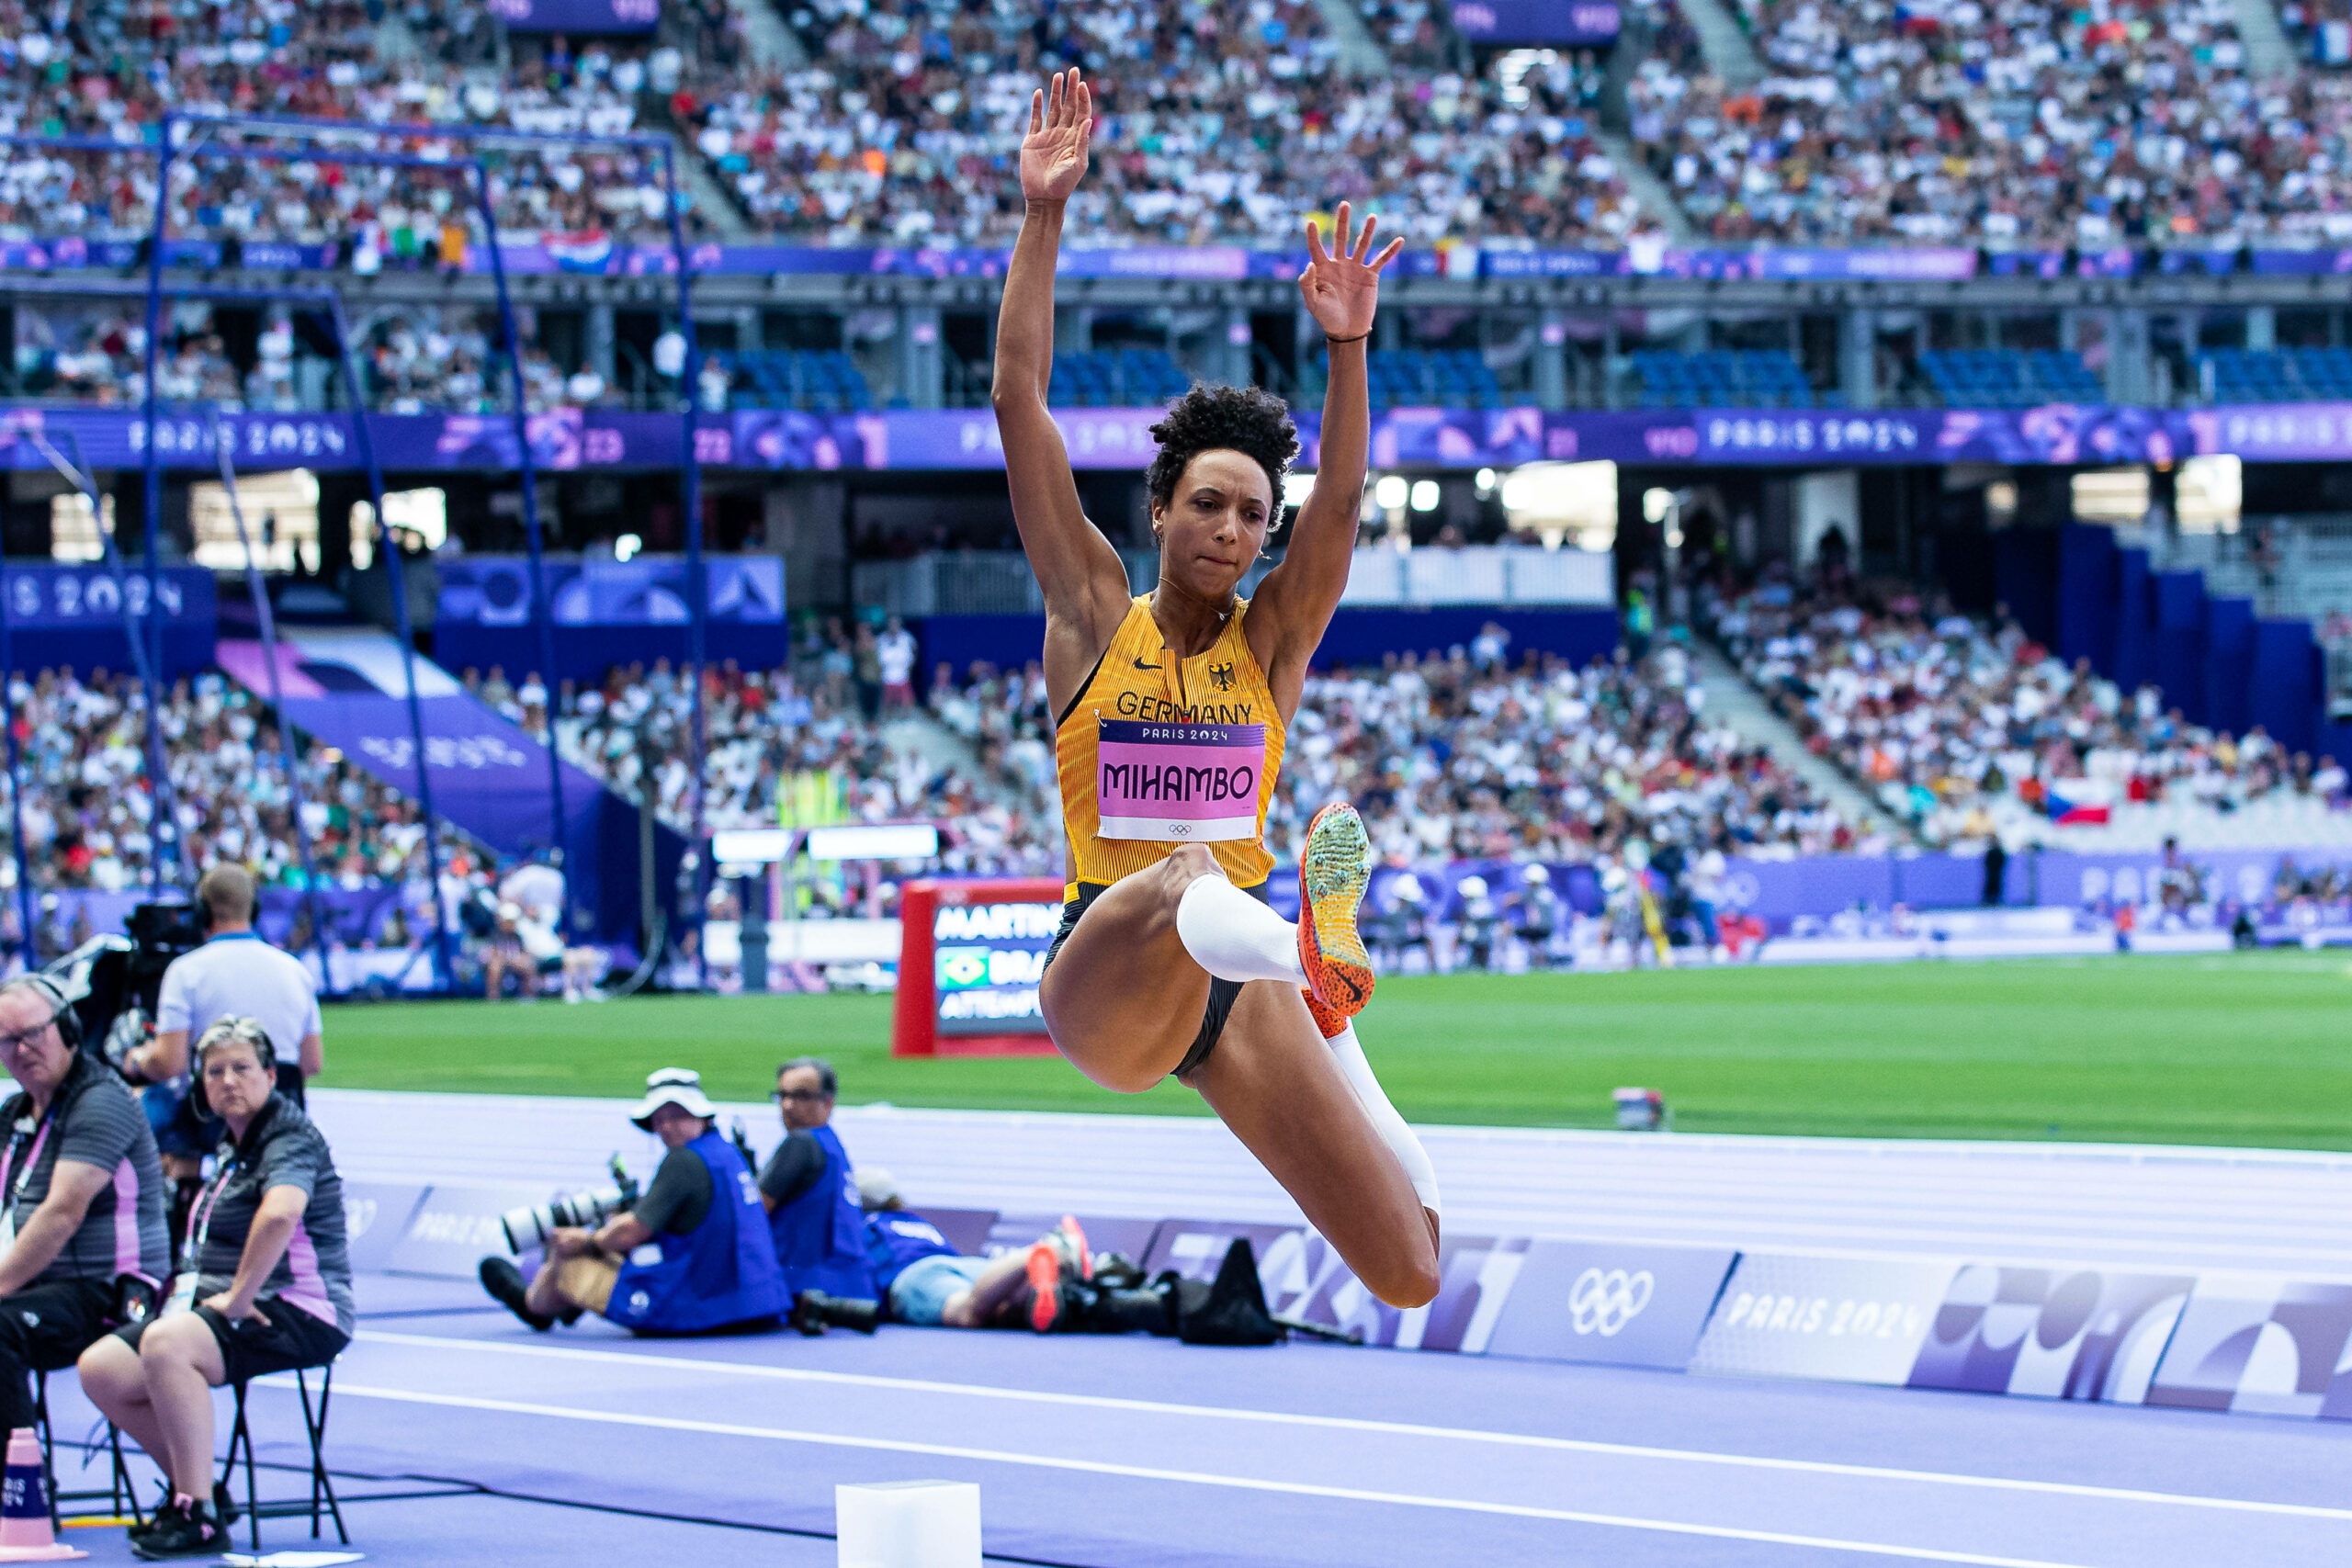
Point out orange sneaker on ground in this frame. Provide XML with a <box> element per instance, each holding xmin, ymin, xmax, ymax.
<box><xmin>1024</xmin><ymin>1239</ymin><xmax>1065</xmax><ymax>1333</ymax></box>
<box><xmin>1056</xmin><ymin>1215</ymin><xmax>1092</xmax><ymax>1280</ymax></box>
<box><xmin>1297</xmin><ymin>802</ymin><xmax>1375</xmax><ymax>1021</ymax></box>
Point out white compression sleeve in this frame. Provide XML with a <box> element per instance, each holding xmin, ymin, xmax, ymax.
<box><xmin>1173</xmin><ymin>873</ymin><xmax>1308</xmax><ymax>986</ymax></box>
<box><xmin>1328</xmin><ymin>1021</ymin><xmax>1441</xmax><ymax>1215</ymax></box>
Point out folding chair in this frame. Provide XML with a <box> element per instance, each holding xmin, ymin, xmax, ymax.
<box><xmin>219</xmin><ymin>1363</ymin><xmax>346</xmax><ymax>1552</ymax></box>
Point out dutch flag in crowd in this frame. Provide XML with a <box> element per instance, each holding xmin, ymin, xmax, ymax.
<box><xmin>548</xmin><ymin>231</ymin><xmax>616</xmax><ymax>274</ymax></box>
<box><xmin>2045</xmin><ymin>780</ymin><xmax>2113</xmax><ymax>826</ymax></box>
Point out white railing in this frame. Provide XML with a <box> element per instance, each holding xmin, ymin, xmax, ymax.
<box><xmin>854</xmin><ymin>545</ymin><xmax>1613</xmax><ymax>615</ymax></box>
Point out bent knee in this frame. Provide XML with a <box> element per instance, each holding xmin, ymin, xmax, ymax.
<box><xmin>1362</xmin><ymin>1254</ymin><xmax>1442</xmax><ymax>1310</ymax></box>
<box><xmin>1079</xmin><ymin>1059</ymin><xmax>1168</xmax><ymax>1096</ymax></box>
<box><xmin>1158</xmin><ymin>843</ymin><xmax>1221</xmax><ymax>901</ymax></box>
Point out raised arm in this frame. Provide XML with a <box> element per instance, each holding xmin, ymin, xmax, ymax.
<box><xmin>991</xmin><ymin>69</ymin><xmax>1132</xmax><ymax>708</ymax></box>
<box><xmin>1250</xmin><ymin>203</ymin><xmax>1405</xmax><ymax>707</ymax></box>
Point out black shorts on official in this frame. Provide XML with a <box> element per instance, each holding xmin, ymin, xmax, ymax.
<box><xmin>1044</xmin><ymin>878</ymin><xmax>1272</xmax><ymax>1079</ymax></box>
<box><xmin>115</xmin><ymin>1299</ymin><xmax>349</xmax><ymax>1385</ymax></box>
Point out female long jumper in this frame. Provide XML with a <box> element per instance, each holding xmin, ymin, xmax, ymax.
<box><xmin>995</xmin><ymin>70</ymin><xmax>1440</xmax><ymax>1308</ymax></box>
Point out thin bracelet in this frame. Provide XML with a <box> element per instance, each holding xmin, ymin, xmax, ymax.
<box><xmin>1326</xmin><ymin>333</ymin><xmax>1369</xmax><ymax>344</ymax></box>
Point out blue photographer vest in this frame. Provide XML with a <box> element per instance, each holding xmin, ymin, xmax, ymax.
<box><xmin>605</xmin><ymin>1131</ymin><xmax>789</xmax><ymax>1335</ymax></box>
<box><xmin>767</xmin><ymin>1123</ymin><xmax>876</xmax><ymax>1299</ymax></box>
<box><xmin>864</xmin><ymin>1213</ymin><xmax>959</xmax><ymax>1295</ymax></box>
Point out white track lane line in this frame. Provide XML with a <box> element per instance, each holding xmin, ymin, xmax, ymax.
<box><xmin>352</xmin><ymin>1330</ymin><xmax>2352</xmax><ymax>1524</ymax></box>
<box><xmin>275</xmin><ymin>1378</ymin><xmax>2096</xmax><ymax>1568</ymax></box>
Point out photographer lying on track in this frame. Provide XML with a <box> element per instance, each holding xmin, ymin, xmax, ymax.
<box><xmin>80</xmin><ymin>1018</ymin><xmax>352</xmax><ymax>1561</ymax></box>
<box><xmin>480</xmin><ymin>1069</ymin><xmax>789</xmax><ymax>1336</ymax></box>
<box><xmin>0</xmin><ymin>975</ymin><xmax>172</xmax><ymax>1446</ymax></box>
<box><xmin>757</xmin><ymin>1057</ymin><xmax>876</xmax><ymax>1299</ymax></box>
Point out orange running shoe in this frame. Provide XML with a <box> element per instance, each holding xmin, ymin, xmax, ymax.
<box><xmin>1057</xmin><ymin>1215</ymin><xmax>1092</xmax><ymax>1280</ymax></box>
<box><xmin>1296</xmin><ymin>802</ymin><xmax>1374</xmax><ymax>1020</ymax></box>
<box><xmin>1024</xmin><ymin>1239</ymin><xmax>1065</xmax><ymax>1333</ymax></box>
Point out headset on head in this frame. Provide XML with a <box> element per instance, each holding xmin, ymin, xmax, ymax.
<box><xmin>193</xmin><ymin>1016</ymin><xmax>278</xmax><ymax>1079</ymax></box>
<box><xmin>4</xmin><ymin>973</ymin><xmax>84</xmax><ymax>1053</ymax></box>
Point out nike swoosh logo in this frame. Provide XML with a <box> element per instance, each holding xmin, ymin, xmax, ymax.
<box><xmin>1131</xmin><ymin>657</ymin><xmax>1162</xmax><ymax>671</ymax></box>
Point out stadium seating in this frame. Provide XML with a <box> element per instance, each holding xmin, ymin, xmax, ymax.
<box><xmin>1046</xmin><ymin>349</ymin><xmax>1193</xmax><ymax>409</ymax></box>
<box><xmin>1916</xmin><ymin>350</ymin><xmax>2107</xmax><ymax>409</ymax></box>
<box><xmin>719</xmin><ymin>349</ymin><xmax>874</xmax><ymax>412</ymax></box>
<box><xmin>2199</xmin><ymin>348</ymin><xmax>2352</xmax><ymax>404</ymax></box>
<box><xmin>1630</xmin><ymin>350</ymin><xmax>1815</xmax><ymax>409</ymax></box>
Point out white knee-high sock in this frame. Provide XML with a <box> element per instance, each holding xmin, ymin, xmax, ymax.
<box><xmin>1326</xmin><ymin>1020</ymin><xmax>1441</xmax><ymax>1215</ymax></box>
<box><xmin>1174</xmin><ymin>873</ymin><xmax>1307</xmax><ymax>986</ymax></box>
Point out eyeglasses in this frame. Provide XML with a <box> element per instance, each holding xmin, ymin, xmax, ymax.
<box><xmin>770</xmin><ymin>1089</ymin><xmax>828</xmax><ymax>1104</ymax></box>
<box><xmin>0</xmin><ymin>1007</ymin><xmax>63</xmax><ymax>1055</ymax></box>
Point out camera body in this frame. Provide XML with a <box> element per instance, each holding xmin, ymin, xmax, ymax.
<box><xmin>43</xmin><ymin>903</ymin><xmax>209</xmax><ymax>1077</ymax></box>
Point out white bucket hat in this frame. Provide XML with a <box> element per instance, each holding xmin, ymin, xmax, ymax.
<box><xmin>631</xmin><ymin>1067</ymin><xmax>717</xmax><ymax>1130</ymax></box>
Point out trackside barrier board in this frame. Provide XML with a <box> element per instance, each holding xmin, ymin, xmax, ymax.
<box><xmin>340</xmin><ymin>1181</ymin><xmax>430</xmax><ymax>1275</ymax></box>
<box><xmin>2146</xmin><ymin>1274</ymin><xmax>2352</xmax><ymax>1419</ymax></box>
<box><xmin>1482</xmin><ymin>1239</ymin><xmax>1738</xmax><ymax>1371</ymax></box>
<box><xmin>1690</xmin><ymin>1252</ymin><xmax>1959</xmax><ymax>1384</ymax></box>
<box><xmin>1908</xmin><ymin>1263</ymin><xmax>2192</xmax><ymax>1405</ymax></box>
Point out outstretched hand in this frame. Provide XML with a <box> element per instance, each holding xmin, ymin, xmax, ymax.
<box><xmin>1298</xmin><ymin>202</ymin><xmax>1405</xmax><ymax>342</ymax></box>
<box><xmin>1020</xmin><ymin>68</ymin><xmax>1093</xmax><ymax>204</ymax></box>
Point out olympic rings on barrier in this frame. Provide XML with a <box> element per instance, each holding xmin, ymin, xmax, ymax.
<box><xmin>1567</xmin><ymin>1267</ymin><xmax>1655</xmax><ymax>1337</ymax></box>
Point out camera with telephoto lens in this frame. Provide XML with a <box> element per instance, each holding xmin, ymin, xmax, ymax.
<box><xmin>501</xmin><ymin>1156</ymin><xmax>639</xmax><ymax>1253</ymax></box>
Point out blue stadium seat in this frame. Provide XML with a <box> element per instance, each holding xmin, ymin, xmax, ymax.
<box><xmin>722</xmin><ymin>349</ymin><xmax>872</xmax><ymax>412</ymax></box>
<box><xmin>2197</xmin><ymin>348</ymin><xmax>2352</xmax><ymax>404</ymax></box>
<box><xmin>1631</xmin><ymin>349</ymin><xmax>1814</xmax><ymax>408</ymax></box>
<box><xmin>1917</xmin><ymin>348</ymin><xmax>2102</xmax><ymax>408</ymax></box>
<box><xmin>1047</xmin><ymin>348</ymin><xmax>1194</xmax><ymax>407</ymax></box>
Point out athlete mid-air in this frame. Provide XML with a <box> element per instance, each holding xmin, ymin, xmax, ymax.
<box><xmin>996</xmin><ymin>70</ymin><xmax>1439</xmax><ymax>1308</ymax></box>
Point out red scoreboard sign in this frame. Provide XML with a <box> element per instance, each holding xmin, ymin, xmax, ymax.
<box><xmin>890</xmin><ymin>878</ymin><xmax>1067</xmax><ymax>1057</ymax></box>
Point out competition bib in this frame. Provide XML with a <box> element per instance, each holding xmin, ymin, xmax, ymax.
<box><xmin>1097</xmin><ymin>719</ymin><xmax>1265</xmax><ymax>842</ymax></box>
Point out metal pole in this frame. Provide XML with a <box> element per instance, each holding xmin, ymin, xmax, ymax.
<box><xmin>35</xmin><ymin>434</ymin><xmax>187</xmax><ymax>902</ymax></box>
<box><xmin>470</xmin><ymin>158</ymin><xmax>575</xmax><ymax>939</ymax></box>
<box><xmin>210</xmin><ymin>412</ymin><xmax>334</xmax><ymax>993</ymax></box>
<box><xmin>0</xmin><ymin>560</ymin><xmax>40</xmax><ymax>967</ymax></box>
<box><xmin>138</xmin><ymin>110</ymin><xmax>176</xmax><ymax>897</ymax></box>
<box><xmin>324</xmin><ymin>296</ymin><xmax>456</xmax><ymax>991</ymax></box>
<box><xmin>660</xmin><ymin>142</ymin><xmax>711</xmax><ymax>991</ymax></box>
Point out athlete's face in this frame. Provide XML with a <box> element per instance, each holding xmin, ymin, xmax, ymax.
<box><xmin>1153</xmin><ymin>449</ymin><xmax>1272</xmax><ymax>599</ymax></box>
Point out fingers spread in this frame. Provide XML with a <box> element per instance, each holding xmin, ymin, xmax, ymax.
<box><xmin>1077</xmin><ymin>78</ymin><xmax>1092</xmax><ymax>122</ymax></box>
<box><xmin>1372</xmin><ymin>236</ymin><xmax>1406</xmax><ymax>273</ymax></box>
<box><xmin>1304</xmin><ymin>217</ymin><xmax>1330</xmax><ymax>265</ymax></box>
<box><xmin>1029</xmin><ymin>90</ymin><xmax>1043</xmax><ymax>135</ymax></box>
<box><xmin>1354</xmin><ymin>213</ymin><xmax>1380</xmax><ymax>263</ymax></box>
<box><xmin>1047</xmin><ymin>72</ymin><xmax>1063</xmax><ymax>123</ymax></box>
<box><xmin>1333</xmin><ymin>198</ymin><xmax>1353</xmax><ymax>259</ymax></box>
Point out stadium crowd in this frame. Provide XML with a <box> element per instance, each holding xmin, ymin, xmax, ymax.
<box><xmin>1634</xmin><ymin>0</ymin><xmax>2352</xmax><ymax>246</ymax></box>
<box><xmin>1716</xmin><ymin>581</ymin><xmax>2352</xmax><ymax>847</ymax></box>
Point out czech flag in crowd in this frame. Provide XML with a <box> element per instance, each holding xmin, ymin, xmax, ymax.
<box><xmin>2045</xmin><ymin>779</ymin><xmax>2113</xmax><ymax>826</ymax></box>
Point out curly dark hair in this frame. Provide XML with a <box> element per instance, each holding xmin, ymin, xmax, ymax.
<box><xmin>1144</xmin><ymin>383</ymin><xmax>1298</xmax><ymax>515</ymax></box>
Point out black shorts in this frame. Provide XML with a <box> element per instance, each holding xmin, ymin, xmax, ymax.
<box><xmin>115</xmin><ymin>1299</ymin><xmax>349</xmax><ymax>1386</ymax></box>
<box><xmin>1043</xmin><ymin>878</ymin><xmax>1272</xmax><ymax>1079</ymax></box>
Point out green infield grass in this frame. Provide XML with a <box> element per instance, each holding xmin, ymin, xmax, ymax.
<box><xmin>317</xmin><ymin>951</ymin><xmax>2352</xmax><ymax>1150</ymax></box>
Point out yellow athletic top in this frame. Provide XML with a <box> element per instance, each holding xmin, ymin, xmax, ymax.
<box><xmin>1054</xmin><ymin>594</ymin><xmax>1285</xmax><ymax>894</ymax></box>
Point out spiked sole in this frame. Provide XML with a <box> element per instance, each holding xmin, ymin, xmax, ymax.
<box><xmin>1297</xmin><ymin>802</ymin><xmax>1375</xmax><ymax>1018</ymax></box>
<box><xmin>1025</xmin><ymin>1240</ymin><xmax>1063</xmax><ymax>1333</ymax></box>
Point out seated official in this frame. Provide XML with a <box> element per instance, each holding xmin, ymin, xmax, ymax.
<box><xmin>80</xmin><ymin>1019</ymin><xmax>353</xmax><ymax>1561</ymax></box>
<box><xmin>0</xmin><ymin>976</ymin><xmax>173</xmax><ymax>1444</ymax></box>
<box><xmin>758</xmin><ymin>1057</ymin><xmax>876</xmax><ymax>1301</ymax></box>
<box><xmin>855</xmin><ymin>1171</ymin><xmax>1085</xmax><ymax>1334</ymax></box>
<box><xmin>479</xmin><ymin>1069</ymin><xmax>787</xmax><ymax>1336</ymax></box>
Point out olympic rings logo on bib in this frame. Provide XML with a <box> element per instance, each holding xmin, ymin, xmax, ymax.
<box><xmin>1097</xmin><ymin>718</ymin><xmax>1265</xmax><ymax>843</ymax></box>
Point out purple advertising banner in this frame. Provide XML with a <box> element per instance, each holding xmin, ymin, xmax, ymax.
<box><xmin>1450</xmin><ymin>0</ymin><xmax>1623</xmax><ymax>44</ymax></box>
<box><xmin>1907</xmin><ymin>1265</ymin><xmax>2192</xmax><ymax>1404</ymax></box>
<box><xmin>1482</xmin><ymin>1239</ymin><xmax>1737</xmax><ymax>1370</ymax></box>
<box><xmin>2147</xmin><ymin>1276</ymin><xmax>2352</xmax><ymax>1419</ymax></box>
<box><xmin>19</xmin><ymin>402</ymin><xmax>2352</xmax><ymax>475</ymax></box>
<box><xmin>214</xmin><ymin>631</ymin><xmax>615</xmax><ymax>904</ymax></box>
<box><xmin>1689</xmin><ymin>1253</ymin><xmax>1959</xmax><ymax>1384</ymax></box>
<box><xmin>436</xmin><ymin>556</ymin><xmax>785</xmax><ymax>627</ymax></box>
<box><xmin>485</xmin><ymin>0</ymin><xmax>659</xmax><ymax>32</ymax></box>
